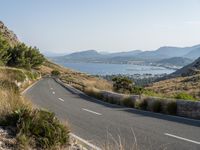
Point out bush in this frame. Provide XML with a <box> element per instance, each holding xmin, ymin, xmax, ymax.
<box><xmin>25</xmin><ymin>71</ymin><xmax>38</xmax><ymax>80</ymax></box>
<box><xmin>3</xmin><ymin>108</ymin><xmax>70</xmax><ymax>149</ymax></box>
<box><xmin>131</xmin><ymin>86</ymin><xmax>144</xmax><ymax>95</ymax></box>
<box><xmin>112</xmin><ymin>77</ymin><xmax>134</xmax><ymax>94</ymax></box>
<box><xmin>166</xmin><ymin>101</ymin><xmax>177</xmax><ymax>115</ymax></box>
<box><xmin>123</xmin><ymin>97</ymin><xmax>135</xmax><ymax>108</ymax></box>
<box><xmin>135</xmin><ymin>99</ymin><xmax>148</xmax><ymax>110</ymax></box>
<box><xmin>150</xmin><ymin>100</ymin><xmax>162</xmax><ymax>112</ymax></box>
<box><xmin>143</xmin><ymin>89</ymin><xmax>162</xmax><ymax>97</ymax></box>
<box><xmin>51</xmin><ymin>70</ymin><xmax>61</xmax><ymax>76</ymax></box>
<box><xmin>175</xmin><ymin>92</ymin><xmax>196</xmax><ymax>101</ymax></box>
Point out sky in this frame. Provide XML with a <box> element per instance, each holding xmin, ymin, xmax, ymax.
<box><xmin>0</xmin><ymin>0</ymin><xmax>200</xmax><ymax>53</ymax></box>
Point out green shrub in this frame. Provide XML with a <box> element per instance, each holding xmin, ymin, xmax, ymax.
<box><xmin>7</xmin><ymin>44</ymin><xmax>45</xmax><ymax>69</ymax></box>
<box><xmin>25</xmin><ymin>71</ymin><xmax>38</xmax><ymax>80</ymax></box>
<box><xmin>112</xmin><ymin>77</ymin><xmax>134</xmax><ymax>94</ymax></box>
<box><xmin>166</xmin><ymin>101</ymin><xmax>177</xmax><ymax>115</ymax></box>
<box><xmin>131</xmin><ymin>86</ymin><xmax>144</xmax><ymax>95</ymax></box>
<box><xmin>150</xmin><ymin>100</ymin><xmax>162</xmax><ymax>112</ymax></box>
<box><xmin>135</xmin><ymin>99</ymin><xmax>148</xmax><ymax>110</ymax></box>
<box><xmin>175</xmin><ymin>92</ymin><xmax>196</xmax><ymax>101</ymax></box>
<box><xmin>51</xmin><ymin>70</ymin><xmax>61</xmax><ymax>76</ymax></box>
<box><xmin>143</xmin><ymin>89</ymin><xmax>162</xmax><ymax>97</ymax></box>
<box><xmin>123</xmin><ymin>97</ymin><xmax>135</xmax><ymax>108</ymax></box>
<box><xmin>2</xmin><ymin>108</ymin><xmax>70</xmax><ymax>149</ymax></box>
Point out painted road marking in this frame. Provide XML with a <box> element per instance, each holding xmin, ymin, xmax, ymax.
<box><xmin>164</xmin><ymin>133</ymin><xmax>200</xmax><ymax>145</ymax></box>
<box><xmin>70</xmin><ymin>133</ymin><xmax>102</xmax><ymax>150</ymax></box>
<box><xmin>82</xmin><ymin>108</ymin><xmax>102</xmax><ymax>116</ymax></box>
<box><xmin>58</xmin><ymin>98</ymin><xmax>64</xmax><ymax>102</ymax></box>
<box><xmin>52</xmin><ymin>91</ymin><xmax>55</xmax><ymax>94</ymax></box>
<box><xmin>22</xmin><ymin>80</ymin><xmax>40</xmax><ymax>94</ymax></box>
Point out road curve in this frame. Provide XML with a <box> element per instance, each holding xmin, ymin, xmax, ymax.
<box><xmin>24</xmin><ymin>78</ymin><xmax>200</xmax><ymax>150</ymax></box>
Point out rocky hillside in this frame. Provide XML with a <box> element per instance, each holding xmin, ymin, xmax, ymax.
<box><xmin>0</xmin><ymin>21</ymin><xmax>19</xmax><ymax>47</ymax></box>
<box><xmin>147</xmin><ymin>57</ymin><xmax>200</xmax><ymax>99</ymax></box>
<box><xmin>171</xmin><ymin>57</ymin><xmax>200</xmax><ymax>77</ymax></box>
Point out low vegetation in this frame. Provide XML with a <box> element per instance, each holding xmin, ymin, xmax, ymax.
<box><xmin>174</xmin><ymin>92</ymin><xmax>197</xmax><ymax>101</ymax></box>
<box><xmin>146</xmin><ymin>74</ymin><xmax>200</xmax><ymax>101</ymax></box>
<box><xmin>0</xmin><ymin>89</ymin><xmax>70</xmax><ymax>149</ymax></box>
<box><xmin>0</xmin><ymin>27</ymin><xmax>70</xmax><ymax>149</ymax></box>
<box><xmin>0</xmin><ymin>33</ymin><xmax>45</xmax><ymax>70</ymax></box>
<box><xmin>51</xmin><ymin>70</ymin><xmax>61</xmax><ymax>76</ymax></box>
<box><xmin>112</xmin><ymin>77</ymin><xmax>133</xmax><ymax>94</ymax></box>
<box><xmin>0</xmin><ymin>66</ymin><xmax>70</xmax><ymax>149</ymax></box>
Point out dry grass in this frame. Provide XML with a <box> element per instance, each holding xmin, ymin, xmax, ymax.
<box><xmin>0</xmin><ymin>67</ymin><xmax>26</xmax><ymax>82</ymax></box>
<box><xmin>146</xmin><ymin>74</ymin><xmax>200</xmax><ymax>100</ymax></box>
<box><xmin>39</xmin><ymin>60</ymin><xmax>113</xmax><ymax>91</ymax></box>
<box><xmin>102</xmin><ymin>130</ymin><xmax>139</xmax><ymax>150</ymax></box>
<box><xmin>0</xmin><ymin>89</ymin><xmax>32</xmax><ymax>118</ymax></box>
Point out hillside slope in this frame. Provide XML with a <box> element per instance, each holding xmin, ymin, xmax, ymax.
<box><xmin>147</xmin><ymin>57</ymin><xmax>200</xmax><ymax>99</ymax></box>
<box><xmin>0</xmin><ymin>21</ymin><xmax>19</xmax><ymax>46</ymax></box>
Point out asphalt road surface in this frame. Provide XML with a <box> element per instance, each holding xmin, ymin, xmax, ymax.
<box><xmin>24</xmin><ymin>77</ymin><xmax>200</xmax><ymax>150</ymax></box>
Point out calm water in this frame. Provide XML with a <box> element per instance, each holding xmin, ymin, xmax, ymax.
<box><xmin>56</xmin><ymin>62</ymin><xmax>175</xmax><ymax>75</ymax></box>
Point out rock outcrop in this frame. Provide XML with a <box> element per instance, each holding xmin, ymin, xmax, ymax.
<box><xmin>0</xmin><ymin>21</ymin><xmax>20</xmax><ymax>47</ymax></box>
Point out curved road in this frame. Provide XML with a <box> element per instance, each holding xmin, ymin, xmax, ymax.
<box><xmin>24</xmin><ymin>78</ymin><xmax>200</xmax><ymax>150</ymax></box>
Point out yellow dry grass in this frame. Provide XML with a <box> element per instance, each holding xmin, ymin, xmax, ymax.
<box><xmin>146</xmin><ymin>74</ymin><xmax>200</xmax><ymax>99</ymax></box>
<box><xmin>0</xmin><ymin>89</ymin><xmax>32</xmax><ymax>117</ymax></box>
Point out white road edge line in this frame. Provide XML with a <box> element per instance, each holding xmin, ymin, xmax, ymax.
<box><xmin>70</xmin><ymin>133</ymin><xmax>102</xmax><ymax>150</ymax></box>
<box><xmin>21</xmin><ymin>80</ymin><xmax>40</xmax><ymax>94</ymax></box>
<box><xmin>82</xmin><ymin>108</ymin><xmax>102</xmax><ymax>116</ymax></box>
<box><xmin>164</xmin><ymin>133</ymin><xmax>200</xmax><ymax>145</ymax></box>
<box><xmin>58</xmin><ymin>98</ymin><xmax>64</xmax><ymax>102</ymax></box>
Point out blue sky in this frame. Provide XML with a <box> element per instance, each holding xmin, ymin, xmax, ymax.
<box><xmin>1</xmin><ymin>0</ymin><xmax>200</xmax><ymax>53</ymax></box>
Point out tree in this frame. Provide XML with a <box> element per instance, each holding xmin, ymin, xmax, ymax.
<box><xmin>112</xmin><ymin>77</ymin><xmax>134</xmax><ymax>94</ymax></box>
<box><xmin>25</xmin><ymin>46</ymin><xmax>45</xmax><ymax>69</ymax></box>
<box><xmin>51</xmin><ymin>70</ymin><xmax>61</xmax><ymax>76</ymax></box>
<box><xmin>7</xmin><ymin>43</ymin><xmax>45</xmax><ymax>69</ymax></box>
<box><xmin>7</xmin><ymin>43</ymin><xmax>27</xmax><ymax>68</ymax></box>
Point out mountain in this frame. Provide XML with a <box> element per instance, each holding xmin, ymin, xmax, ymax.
<box><xmin>66</xmin><ymin>50</ymin><xmax>101</xmax><ymax>58</ymax></box>
<box><xmin>52</xmin><ymin>44</ymin><xmax>200</xmax><ymax>66</ymax></box>
<box><xmin>185</xmin><ymin>47</ymin><xmax>200</xmax><ymax>59</ymax></box>
<box><xmin>135</xmin><ymin>45</ymin><xmax>200</xmax><ymax>59</ymax></box>
<box><xmin>108</xmin><ymin>50</ymin><xmax>142</xmax><ymax>57</ymax></box>
<box><xmin>42</xmin><ymin>51</ymin><xmax>70</xmax><ymax>57</ymax></box>
<box><xmin>0</xmin><ymin>21</ymin><xmax>19</xmax><ymax>46</ymax></box>
<box><xmin>156</xmin><ymin>57</ymin><xmax>193</xmax><ymax>67</ymax></box>
<box><xmin>171</xmin><ymin>57</ymin><xmax>200</xmax><ymax>77</ymax></box>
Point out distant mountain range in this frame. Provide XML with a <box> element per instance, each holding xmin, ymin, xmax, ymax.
<box><xmin>50</xmin><ymin>44</ymin><xmax>200</xmax><ymax>69</ymax></box>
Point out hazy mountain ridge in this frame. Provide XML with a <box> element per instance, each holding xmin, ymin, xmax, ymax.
<box><xmin>51</xmin><ymin>44</ymin><xmax>200</xmax><ymax>68</ymax></box>
<box><xmin>171</xmin><ymin>57</ymin><xmax>200</xmax><ymax>77</ymax></box>
<box><xmin>156</xmin><ymin>57</ymin><xmax>193</xmax><ymax>67</ymax></box>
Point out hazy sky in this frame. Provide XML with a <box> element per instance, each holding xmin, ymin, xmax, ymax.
<box><xmin>1</xmin><ymin>0</ymin><xmax>200</xmax><ymax>53</ymax></box>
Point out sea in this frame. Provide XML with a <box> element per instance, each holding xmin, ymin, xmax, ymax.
<box><xmin>56</xmin><ymin>62</ymin><xmax>175</xmax><ymax>76</ymax></box>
